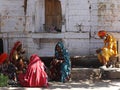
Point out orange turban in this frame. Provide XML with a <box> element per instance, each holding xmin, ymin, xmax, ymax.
<box><xmin>98</xmin><ymin>30</ymin><xmax>107</xmax><ymax>37</ymax></box>
<box><xmin>0</xmin><ymin>53</ymin><xmax>8</xmax><ymax>64</ymax></box>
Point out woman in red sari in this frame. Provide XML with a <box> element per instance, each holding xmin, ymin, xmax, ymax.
<box><xmin>18</xmin><ymin>54</ymin><xmax>48</xmax><ymax>87</ymax></box>
<box><xmin>8</xmin><ymin>41</ymin><xmax>27</xmax><ymax>82</ymax></box>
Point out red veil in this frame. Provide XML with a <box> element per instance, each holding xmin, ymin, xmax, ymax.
<box><xmin>9</xmin><ymin>41</ymin><xmax>22</xmax><ymax>62</ymax></box>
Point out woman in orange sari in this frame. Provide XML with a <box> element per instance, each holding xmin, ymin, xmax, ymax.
<box><xmin>96</xmin><ymin>30</ymin><xmax>118</xmax><ymax>67</ymax></box>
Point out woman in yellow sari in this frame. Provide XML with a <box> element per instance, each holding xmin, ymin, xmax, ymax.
<box><xmin>96</xmin><ymin>30</ymin><xmax>118</xmax><ymax>67</ymax></box>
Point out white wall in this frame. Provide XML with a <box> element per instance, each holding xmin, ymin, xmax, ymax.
<box><xmin>0</xmin><ymin>0</ymin><xmax>25</xmax><ymax>32</ymax></box>
<box><xmin>0</xmin><ymin>0</ymin><xmax>120</xmax><ymax>57</ymax></box>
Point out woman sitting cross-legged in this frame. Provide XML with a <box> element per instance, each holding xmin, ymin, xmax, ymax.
<box><xmin>49</xmin><ymin>41</ymin><xmax>71</xmax><ymax>83</ymax></box>
<box><xmin>17</xmin><ymin>54</ymin><xmax>48</xmax><ymax>87</ymax></box>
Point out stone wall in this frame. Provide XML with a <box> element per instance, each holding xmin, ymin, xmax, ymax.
<box><xmin>0</xmin><ymin>0</ymin><xmax>120</xmax><ymax>58</ymax></box>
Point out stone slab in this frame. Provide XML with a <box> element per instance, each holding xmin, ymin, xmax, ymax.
<box><xmin>71</xmin><ymin>68</ymin><xmax>101</xmax><ymax>81</ymax></box>
<box><xmin>100</xmin><ymin>66</ymin><xmax>120</xmax><ymax>79</ymax></box>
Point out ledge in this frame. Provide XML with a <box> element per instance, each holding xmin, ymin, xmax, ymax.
<box><xmin>32</xmin><ymin>32</ymin><xmax>90</xmax><ymax>39</ymax></box>
<box><xmin>32</xmin><ymin>33</ymin><xmax>63</xmax><ymax>39</ymax></box>
<box><xmin>0</xmin><ymin>32</ymin><xmax>31</xmax><ymax>38</ymax></box>
<box><xmin>0</xmin><ymin>32</ymin><xmax>90</xmax><ymax>39</ymax></box>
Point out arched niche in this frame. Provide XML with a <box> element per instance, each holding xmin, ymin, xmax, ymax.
<box><xmin>45</xmin><ymin>0</ymin><xmax>62</xmax><ymax>32</ymax></box>
<box><xmin>26</xmin><ymin>0</ymin><xmax>67</xmax><ymax>33</ymax></box>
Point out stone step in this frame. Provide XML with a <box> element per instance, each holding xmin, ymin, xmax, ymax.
<box><xmin>71</xmin><ymin>68</ymin><xmax>101</xmax><ymax>81</ymax></box>
<box><xmin>100</xmin><ymin>66</ymin><xmax>120</xmax><ymax>79</ymax></box>
<box><xmin>41</xmin><ymin>56</ymin><xmax>120</xmax><ymax>81</ymax></box>
<box><xmin>71</xmin><ymin>67</ymin><xmax>120</xmax><ymax>81</ymax></box>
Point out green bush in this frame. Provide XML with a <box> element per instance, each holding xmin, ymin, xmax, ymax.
<box><xmin>0</xmin><ymin>73</ymin><xmax>8</xmax><ymax>87</ymax></box>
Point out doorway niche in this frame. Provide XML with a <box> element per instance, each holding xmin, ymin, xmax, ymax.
<box><xmin>34</xmin><ymin>0</ymin><xmax>65</xmax><ymax>33</ymax></box>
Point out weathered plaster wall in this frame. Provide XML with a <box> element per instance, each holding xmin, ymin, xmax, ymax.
<box><xmin>0</xmin><ymin>0</ymin><xmax>25</xmax><ymax>32</ymax></box>
<box><xmin>0</xmin><ymin>0</ymin><xmax>28</xmax><ymax>55</ymax></box>
<box><xmin>90</xmin><ymin>0</ymin><xmax>120</xmax><ymax>54</ymax></box>
<box><xmin>0</xmin><ymin>0</ymin><xmax>120</xmax><ymax>57</ymax></box>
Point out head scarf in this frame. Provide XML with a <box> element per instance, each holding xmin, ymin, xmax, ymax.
<box><xmin>0</xmin><ymin>53</ymin><xmax>8</xmax><ymax>64</ymax></box>
<box><xmin>9</xmin><ymin>41</ymin><xmax>22</xmax><ymax>62</ymax></box>
<box><xmin>28</xmin><ymin>54</ymin><xmax>44</xmax><ymax>67</ymax></box>
<box><xmin>98</xmin><ymin>30</ymin><xmax>107</xmax><ymax>37</ymax></box>
<box><xmin>55</xmin><ymin>41</ymin><xmax>71</xmax><ymax>66</ymax></box>
<box><xmin>55</xmin><ymin>41</ymin><xmax>64</xmax><ymax>51</ymax></box>
<box><xmin>29</xmin><ymin>54</ymin><xmax>40</xmax><ymax>63</ymax></box>
<box><xmin>13</xmin><ymin>41</ymin><xmax>22</xmax><ymax>50</ymax></box>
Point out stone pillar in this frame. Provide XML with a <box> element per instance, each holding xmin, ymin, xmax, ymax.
<box><xmin>26</xmin><ymin>0</ymin><xmax>37</xmax><ymax>32</ymax></box>
<box><xmin>59</xmin><ymin>0</ymin><xmax>67</xmax><ymax>32</ymax></box>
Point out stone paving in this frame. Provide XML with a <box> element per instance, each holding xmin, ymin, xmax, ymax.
<box><xmin>1</xmin><ymin>79</ymin><xmax>120</xmax><ymax>90</ymax></box>
<box><xmin>1</xmin><ymin>66</ymin><xmax>120</xmax><ymax>90</ymax></box>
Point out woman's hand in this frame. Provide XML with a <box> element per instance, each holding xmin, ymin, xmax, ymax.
<box><xmin>96</xmin><ymin>48</ymin><xmax>102</xmax><ymax>54</ymax></box>
<box><xmin>59</xmin><ymin>60</ymin><xmax>64</xmax><ymax>63</ymax></box>
<box><xmin>17</xmin><ymin>70</ymin><xmax>23</xmax><ymax>74</ymax></box>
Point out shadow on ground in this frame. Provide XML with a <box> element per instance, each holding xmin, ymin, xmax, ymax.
<box><xmin>1</xmin><ymin>79</ymin><xmax>120</xmax><ymax>90</ymax></box>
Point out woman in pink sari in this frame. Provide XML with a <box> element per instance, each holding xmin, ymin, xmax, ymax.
<box><xmin>18</xmin><ymin>54</ymin><xmax>48</xmax><ymax>87</ymax></box>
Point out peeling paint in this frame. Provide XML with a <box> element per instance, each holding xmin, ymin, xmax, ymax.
<box><xmin>110</xmin><ymin>4</ymin><xmax>115</xmax><ymax>15</ymax></box>
<box><xmin>23</xmin><ymin>23</ymin><xmax>25</xmax><ymax>27</ymax></box>
<box><xmin>98</xmin><ymin>1</ymin><xmax>117</xmax><ymax>27</ymax></box>
<box><xmin>14</xmin><ymin>27</ymin><xmax>18</xmax><ymax>31</ymax></box>
<box><xmin>1</xmin><ymin>22</ymin><xmax>4</xmax><ymax>27</ymax></box>
<box><xmin>19</xmin><ymin>17</ymin><xmax>22</xmax><ymax>21</ymax></box>
<box><xmin>16</xmin><ymin>22</ymin><xmax>19</xmax><ymax>25</ymax></box>
<box><xmin>98</xmin><ymin>2</ymin><xmax>106</xmax><ymax>14</ymax></box>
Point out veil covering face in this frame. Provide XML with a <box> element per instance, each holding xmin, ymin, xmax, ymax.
<box><xmin>18</xmin><ymin>54</ymin><xmax>48</xmax><ymax>87</ymax></box>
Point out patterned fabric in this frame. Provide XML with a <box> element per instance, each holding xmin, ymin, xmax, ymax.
<box><xmin>50</xmin><ymin>41</ymin><xmax>71</xmax><ymax>82</ymax></box>
<box><xmin>8</xmin><ymin>41</ymin><xmax>27</xmax><ymax>81</ymax></box>
<box><xmin>9</xmin><ymin>41</ymin><xmax>27</xmax><ymax>71</ymax></box>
